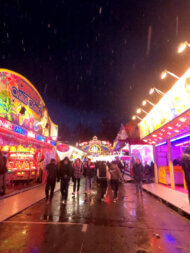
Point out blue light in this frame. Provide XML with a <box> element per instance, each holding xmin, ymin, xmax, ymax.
<box><xmin>51</xmin><ymin>140</ymin><xmax>56</xmax><ymax>146</ymax></box>
<box><xmin>155</xmin><ymin>141</ymin><xmax>167</xmax><ymax>147</ymax></box>
<box><xmin>36</xmin><ymin>135</ymin><xmax>46</xmax><ymax>142</ymax></box>
<box><xmin>13</xmin><ymin>126</ymin><xmax>27</xmax><ymax>136</ymax></box>
<box><xmin>171</xmin><ymin>133</ymin><xmax>190</xmax><ymax>143</ymax></box>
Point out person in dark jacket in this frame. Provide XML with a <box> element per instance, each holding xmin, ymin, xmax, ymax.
<box><xmin>133</xmin><ymin>158</ymin><xmax>143</xmax><ymax>195</ymax></box>
<box><xmin>83</xmin><ymin>159</ymin><xmax>95</xmax><ymax>194</ymax></box>
<box><xmin>109</xmin><ymin>161</ymin><xmax>122</xmax><ymax>202</ymax></box>
<box><xmin>181</xmin><ymin>146</ymin><xmax>190</xmax><ymax>204</ymax></box>
<box><xmin>59</xmin><ymin>157</ymin><xmax>73</xmax><ymax>202</ymax></box>
<box><xmin>72</xmin><ymin>158</ymin><xmax>83</xmax><ymax>195</ymax></box>
<box><xmin>45</xmin><ymin>158</ymin><xmax>58</xmax><ymax>201</ymax></box>
<box><xmin>97</xmin><ymin>161</ymin><xmax>108</xmax><ymax>201</ymax></box>
<box><xmin>0</xmin><ymin>150</ymin><xmax>7</xmax><ymax>195</ymax></box>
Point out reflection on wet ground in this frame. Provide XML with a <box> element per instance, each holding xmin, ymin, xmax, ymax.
<box><xmin>1</xmin><ymin>181</ymin><xmax>190</xmax><ymax>252</ymax></box>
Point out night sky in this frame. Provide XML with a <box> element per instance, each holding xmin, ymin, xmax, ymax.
<box><xmin>1</xmin><ymin>0</ymin><xmax>190</xmax><ymax>141</ymax></box>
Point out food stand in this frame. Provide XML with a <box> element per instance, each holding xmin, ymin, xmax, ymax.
<box><xmin>0</xmin><ymin>69</ymin><xmax>58</xmax><ymax>186</ymax></box>
<box><xmin>139</xmin><ymin>68</ymin><xmax>190</xmax><ymax>191</ymax></box>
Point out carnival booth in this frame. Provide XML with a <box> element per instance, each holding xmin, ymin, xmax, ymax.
<box><xmin>0</xmin><ymin>69</ymin><xmax>58</xmax><ymax>186</ymax></box>
<box><xmin>139</xmin><ymin>68</ymin><xmax>190</xmax><ymax>191</ymax></box>
<box><xmin>56</xmin><ymin>142</ymin><xmax>86</xmax><ymax>162</ymax></box>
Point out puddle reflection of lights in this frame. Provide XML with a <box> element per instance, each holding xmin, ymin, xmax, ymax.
<box><xmin>164</xmin><ymin>233</ymin><xmax>176</xmax><ymax>244</ymax></box>
<box><xmin>129</xmin><ymin>209</ymin><xmax>136</xmax><ymax>217</ymax></box>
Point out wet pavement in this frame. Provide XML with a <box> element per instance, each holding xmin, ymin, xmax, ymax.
<box><xmin>1</xmin><ymin>180</ymin><xmax>190</xmax><ymax>253</ymax></box>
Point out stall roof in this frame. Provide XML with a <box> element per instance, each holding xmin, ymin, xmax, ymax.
<box><xmin>143</xmin><ymin>109</ymin><xmax>190</xmax><ymax>145</ymax></box>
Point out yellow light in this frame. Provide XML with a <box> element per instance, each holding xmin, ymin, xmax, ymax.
<box><xmin>178</xmin><ymin>42</ymin><xmax>187</xmax><ymax>53</ymax></box>
<box><xmin>149</xmin><ymin>88</ymin><xmax>154</xmax><ymax>95</ymax></box>
<box><xmin>161</xmin><ymin>71</ymin><xmax>167</xmax><ymax>80</ymax></box>
<box><xmin>142</xmin><ymin>100</ymin><xmax>147</xmax><ymax>106</ymax></box>
<box><xmin>132</xmin><ymin>116</ymin><xmax>136</xmax><ymax>120</ymax></box>
<box><xmin>136</xmin><ymin>108</ymin><xmax>141</xmax><ymax>114</ymax></box>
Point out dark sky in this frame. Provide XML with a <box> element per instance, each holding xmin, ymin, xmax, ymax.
<box><xmin>1</xmin><ymin>0</ymin><xmax>190</xmax><ymax>139</ymax></box>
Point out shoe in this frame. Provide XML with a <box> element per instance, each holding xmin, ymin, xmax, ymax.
<box><xmin>72</xmin><ymin>192</ymin><xmax>75</xmax><ymax>197</ymax></box>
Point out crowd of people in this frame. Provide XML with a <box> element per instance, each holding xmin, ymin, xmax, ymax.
<box><xmin>45</xmin><ymin>157</ymin><xmax>127</xmax><ymax>203</ymax></box>
<box><xmin>44</xmin><ymin>157</ymin><xmax>150</xmax><ymax>204</ymax></box>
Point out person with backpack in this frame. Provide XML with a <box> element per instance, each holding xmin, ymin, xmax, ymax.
<box><xmin>97</xmin><ymin>161</ymin><xmax>108</xmax><ymax>201</ymax></box>
<box><xmin>45</xmin><ymin>158</ymin><xmax>58</xmax><ymax>201</ymax></box>
<box><xmin>72</xmin><ymin>158</ymin><xmax>83</xmax><ymax>196</ymax></box>
<box><xmin>0</xmin><ymin>150</ymin><xmax>7</xmax><ymax>195</ymax></box>
<box><xmin>181</xmin><ymin>146</ymin><xmax>190</xmax><ymax>204</ymax></box>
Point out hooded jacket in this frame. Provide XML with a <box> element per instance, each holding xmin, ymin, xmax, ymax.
<box><xmin>181</xmin><ymin>147</ymin><xmax>190</xmax><ymax>173</ymax></box>
<box><xmin>46</xmin><ymin>163</ymin><xmax>58</xmax><ymax>184</ymax></box>
<box><xmin>59</xmin><ymin>157</ymin><xmax>73</xmax><ymax>180</ymax></box>
<box><xmin>133</xmin><ymin>163</ymin><xmax>143</xmax><ymax>182</ymax></box>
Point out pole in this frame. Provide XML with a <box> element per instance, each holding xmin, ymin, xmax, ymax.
<box><xmin>167</xmin><ymin>140</ymin><xmax>175</xmax><ymax>189</ymax></box>
<box><xmin>153</xmin><ymin>145</ymin><xmax>158</xmax><ymax>183</ymax></box>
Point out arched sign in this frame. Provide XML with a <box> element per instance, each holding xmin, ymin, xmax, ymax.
<box><xmin>0</xmin><ymin>69</ymin><xmax>58</xmax><ymax>139</ymax></box>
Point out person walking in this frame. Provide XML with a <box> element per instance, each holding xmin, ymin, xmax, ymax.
<box><xmin>45</xmin><ymin>158</ymin><xmax>58</xmax><ymax>201</ymax></box>
<box><xmin>83</xmin><ymin>158</ymin><xmax>95</xmax><ymax>195</ymax></box>
<box><xmin>59</xmin><ymin>157</ymin><xmax>73</xmax><ymax>203</ymax></box>
<box><xmin>109</xmin><ymin>161</ymin><xmax>123</xmax><ymax>202</ymax></box>
<box><xmin>181</xmin><ymin>146</ymin><xmax>190</xmax><ymax>204</ymax></box>
<box><xmin>133</xmin><ymin>158</ymin><xmax>144</xmax><ymax>195</ymax></box>
<box><xmin>97</xmin><ymin>161</ymin><xmax>108</xmax><ymax>201</ymax></box>
<box><xmin>0</xmin><ymin>150</ymin><xmax>7</xmax><ymax>195</ymax></box>
<box><xmin>72</xmin><ymin>158</ymin><xmax>83</xmax><ymax>196</ymax></box>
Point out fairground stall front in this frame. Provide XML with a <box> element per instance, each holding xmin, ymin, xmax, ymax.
<box><xmin>78</xmin><ymin>136</ymin><xmax>112</xmax><ymax>162</ymax></box>
<box><xmin>0</xmin><ymin>69</ymin><xmax>58</xmax><ymax>188</ymax></box>
<box><xmin>113</xmin><ymin>123</ymin><xmax>154</xmax><ymax>175</ymax></box>
<box><xmin>56</xmin><ymin>142</ymin><xmax>86</xmax><ymax>162</ymax></box>
<box><xmin>139</xmin><ymin>68</ymin><xmax>190</xmax><ymax>192</ymax></box>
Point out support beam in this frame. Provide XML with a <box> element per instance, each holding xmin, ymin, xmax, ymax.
<box><xmin>167</xmin><ymin>140</ymin><xmax>175</xmax><ymax>189</ymax></box>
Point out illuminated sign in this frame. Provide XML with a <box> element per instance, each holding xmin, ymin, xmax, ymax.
<box><xmin>139</xmin><ymin>69</ymin><xmax>190</xmax><ymax>139</ymax></box>
<box><xmin>89</xmin><ymin>144</ymin><xmax>101</xmax><ymax>153</ymax></box>
<box><xmin>36</xmin><ymin>135</ymin><xmax>46</xmax><ymax>142</ymax></box>
<box><xmin>27</xmin><ymin>131</ymin><xmax>36</xmax><ymax>138</ymax></box>
<box><xmin>13</xmin><ymin>126</ymin><xmax>27</xmax><ymax>136</ymax></box>
<box><xmin>0</xmin><ymin>69</ymin><xmax>58</xmax><ymax>139</ymax></box>
<box><xmin>51</xmin><ymin>140</ymin><xmax>56</xmax><ymax>146</ymax></box>
<box><xmin>0</xmin><ymin>118</ymin><xmax>13</xmax><ymax>131</ymax></box>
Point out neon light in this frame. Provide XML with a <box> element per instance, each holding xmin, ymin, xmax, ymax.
<box><xmin>13</xmin><ymin>126</ymin><xmax>27</xmax><ymax>136</ymax></box>
<box><xmin>27</xmin><ymin>131</ymin><xmax>35</xmax><ymax>138</ymax></box>
<box><xmin>36</xmin><ymin>135</ymin><xmax>46</xmax><ymax>142</ymax></box>
<box><xmin>0</xmin><ymin>118</ymin><xmax>13</xmax><ymax>131</ymax></box>
<box><xmin>51</xmin><ymin>140</ymin><xmax>56</xmax><ymax>146</ymax></box>
<box><xmin>171</xmin><ymin>133</ymin><xmax>190</xmax><ymax>142</ymax></box>
<box><xmin>155</xmin><ymin>141</ymin><xmax>167</xmax><ymax>147</ymax></box>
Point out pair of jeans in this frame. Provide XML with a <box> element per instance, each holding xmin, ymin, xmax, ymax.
<box><xmin>99</xmin><ymin>178</ymin><xmax>107</xmax><ymax>198</ymax></box>
<box><xmin>0</xmin><ymin>173</ymin><xmax>6</xmax><ymax>194</ymax></box>
<box><xmin>110</xmin><ymin>179</ymin><xmax>119</xmax><ymax>198</ymax></box>
<box><xmin>184</xmin><ymin>170</ymin><xmax>190</xmax><ymax>202</ymax></box>
<box><xmin>73</xmin><ymin>178</ymin><xmax>80</xmax><ymax>192</ymax></box>
<box><xmin>61</xmin><ymin>179</ymin><xmax>70</xmax><ymax>200</ymax></box>
<box><xmin>45</xmin><ymin>180</ymin><xmax>56</xmax><ymax>199</ymax></box>
<box><xmin>85</xmin><ymin>177</ymin><xmax>93</xmax><ymax>192</ymax></box>
<box><xmin>135</xmin><ymin>181</ymin><xmax>143</xmax><ymax>194</ymax></box>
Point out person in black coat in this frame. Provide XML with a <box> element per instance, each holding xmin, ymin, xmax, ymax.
<box><xmin>45</xmin><ymin>158</ymin><xmax>58</xmax><ymax>201</ymax></box>
<box><xmin>0</xmin><ymin>151</ymin><xmax>7</xmax><ymax>195</ymax></box>
<box><xmin>59</xmin><ymin>157</ymin><xmax>73</xmax><ymax>202</ymax></box>
<box><xmin>181</xmin><ymin>146</ymin><xmax>190</xmax><ymax>204</ymax></box>
<box><xmin>133</xmin><ymin>158</ymin><xmax>143</xmax><ymax>195</ymax></box>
